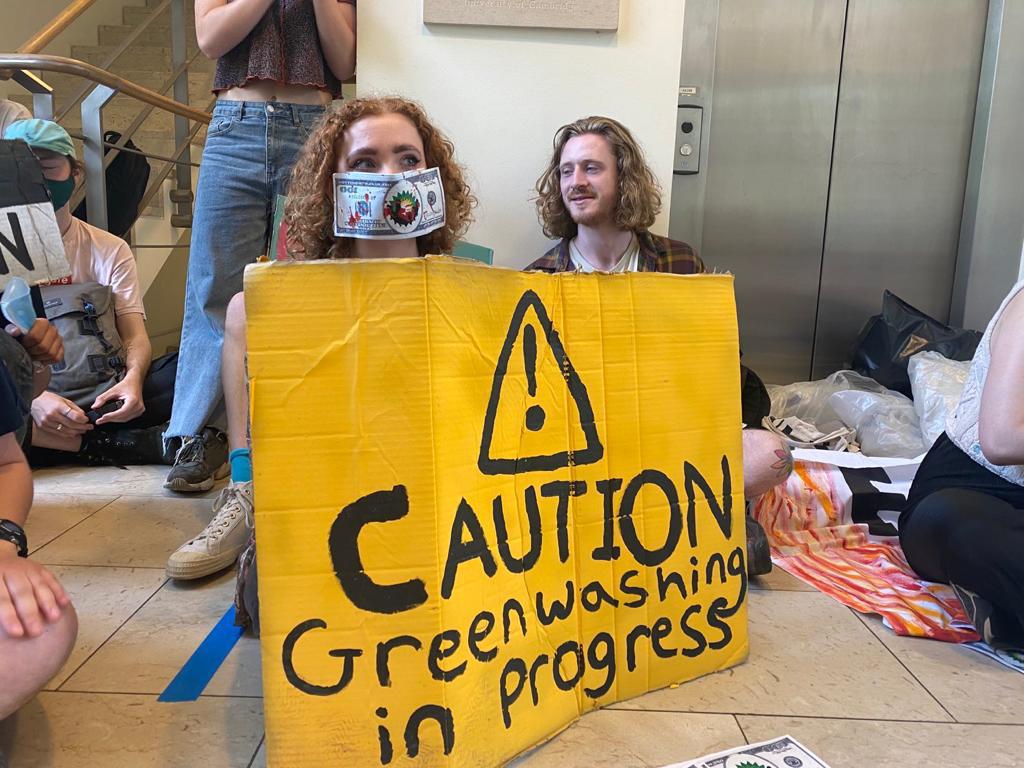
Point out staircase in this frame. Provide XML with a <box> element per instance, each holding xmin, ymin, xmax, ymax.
<box><xmin>11</xmin><ymin>0</ymin><xmax>213</xmax><ymax>215</ymax></box>
<box><xmin>9</xmin><ymin>0</ymin><xmax>212</xmax><ymax>351</ymax></box>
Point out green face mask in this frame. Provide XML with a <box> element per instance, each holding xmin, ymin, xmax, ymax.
<box><xmin>45</xmin><ymin>176</ymin><xmax>75</xmax><ymax>210</ymax></box>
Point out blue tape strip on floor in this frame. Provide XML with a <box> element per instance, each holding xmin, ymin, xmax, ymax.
<box><xmin>159</xmin><ymin>604</ymin><xmax>244</xmax><ymax>703</ymax></box>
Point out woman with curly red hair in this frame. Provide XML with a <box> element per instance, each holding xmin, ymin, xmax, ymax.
<box><xmin>165</xmin><ymin>97</ymin><xmax>475</xmax><ymax>621</ymax></box>
<box><xmin>284</xmin><ymin>96</ymin><xmax>475</xmax><ymax>261</ymax></box>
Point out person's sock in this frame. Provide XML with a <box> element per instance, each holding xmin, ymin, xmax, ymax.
<box><xmin>229</xmin><ymin>448</ymin><xmax>252</xmax><ymax>483</ymax></box>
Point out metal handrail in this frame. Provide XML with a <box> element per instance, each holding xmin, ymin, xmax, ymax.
<box><xmin>63</xmin><ymin>49</ymin><xmax>207</xmax><ymax>213</ymax></box>
<box><xmin>135</xmin><ymin>96</ymin><xmax>215</xmax><ymax>214</ymax></box>
<box><xmin>97</xmin><ymin>49</ymin><xmax>207</xmax><ymax>172</ymax></box>
<box><xmin>0</xmin><ymin>54</ymin><xmax>209</xmax><ymax>124</ymax></box>
<box><xmin>16</xmin><ymin>0</ymin><xmax>99</xmax><ymax>55</ymax></box>
<box><xmin>65</xmin><ymin>131</ymin><xmax>202</xmax><ymax>168</ymax></box>
<box><xmin>65</xmin><ymin>91</ymin><xmax>213</xmax><ymax>225</ymax></box>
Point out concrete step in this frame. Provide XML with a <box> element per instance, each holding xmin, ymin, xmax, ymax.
<box><xmin>111</xmin><ymin>69</ymin><xmax>212</xmax><ymax>94</ymax></box>
<box><xmin>98</xmin><ymin>22</ymin><xmax>201</xmax><ymax>50</ymax></box>
<box><xmin>138</xmin><ymin>0</ymin><xmax>195</xmax><ymax>12</ymax></box>
<box><xmin>123</xmin><ymin>5</ymin><xmax>196</xmax><ymax>29</ymax></box>
<box><xmin>71</xmin><ymin>44</ymin><xmax>214</xmax><ymax>73</ymax></box>
<box><xmin>142</xmin><ymin>0</ymin><xmax>195</xmax><ymax>8</ymax></box>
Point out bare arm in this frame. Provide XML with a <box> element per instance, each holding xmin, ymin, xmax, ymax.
<box><xmin>91</xmin><ymin>313</ymin><xmax>152</xmax><ymax>425</ymax></box>
<box><xmin>742</xmin><ymin>428</ymin><xmax>793</xmax><ymax>499</ymax></box>
<box><xmin>117</xmin><ymin>313</ymin><xmax>152</xmax><ymax>386</ymax></box>
<box><xmin>31</xmin><ymin>365</ymin><xmax>50</xmax><ymax>399</ymax></box>
<box><xmin>195</xmin><ymin>0</ymin><xmax>276</xmax><ymax>60</ymax></box>
<box><xmin>0</xmin><ymin>430</ymin><xmax>73</xmax><ymax>642</ymax></box>
<box><xmin>979</xmin><ymin>290</ymin><xmax>1024</xmax><ymax>465</ymax></box>
<box><xmin>312</xmin><ymin>0</ymin><xmax>356</xmax><ymax>83</ymax></box>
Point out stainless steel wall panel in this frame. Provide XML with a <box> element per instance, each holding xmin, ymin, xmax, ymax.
<box><xmin>952</xmin><ymin>0</ymin><xmax>1024</xmax><ymax>331</ymax></box>
<box><xmin>692</xmin><ymin>0</ymin><xmax>846</xmax><ymax>383</ymax></box>
<box><xmin>811</xmin><ymin>0</ymin><xmax>988</xmax><ymax>377</ymax></box>
<box><xmin>670</xmin><ymin>0</ymin><xmax>719</xmax><ymax>253</ymax></box>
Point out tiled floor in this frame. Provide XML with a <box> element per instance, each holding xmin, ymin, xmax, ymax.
<box><xmin>3</xmin><ymin>465</ymin><xmax>1022</xmax><ymax>767</ymax></box>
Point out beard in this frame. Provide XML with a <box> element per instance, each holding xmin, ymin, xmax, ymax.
<box><xmin>566</xmin><ymin>196</ymin><xmax>616</xmax><ymax>228</ymax></box>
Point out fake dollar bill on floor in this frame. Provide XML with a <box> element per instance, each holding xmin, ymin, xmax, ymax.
<box><xmin>663</xmin><ymin>735</ymin><xmax>832</xmax><ymax>768</ymax></box>
<box><xmin>333</xmin><ymin>167</ymin><xmax>446</xmax><ymax>239</ymax></box>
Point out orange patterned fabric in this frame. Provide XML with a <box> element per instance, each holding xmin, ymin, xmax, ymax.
<box><xmin>752</xmin><ymin>460</ymin><xmax>980</xmax><ymax>643</ymax></box>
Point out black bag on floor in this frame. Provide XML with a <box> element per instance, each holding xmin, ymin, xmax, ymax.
<box><xmin>73</xmin><ymin>131</ymin><xmax>151</xmax><ymax>239</ymax></box>
<box><xmin>848</xmin><ymin>291</ymin><xmax>982</xmax><ymax>398</ymax></box>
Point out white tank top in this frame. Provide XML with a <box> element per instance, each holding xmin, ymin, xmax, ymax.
<box><xmin>946</xmin><ymin>278</ymin><xmax>1024</xmax><ymax>487</ymax></box>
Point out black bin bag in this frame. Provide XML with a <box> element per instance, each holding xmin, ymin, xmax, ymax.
<box><xmin>848</xmin><ymin>290</ymin><xmax>982</xmax><ymax>398</ymax></box>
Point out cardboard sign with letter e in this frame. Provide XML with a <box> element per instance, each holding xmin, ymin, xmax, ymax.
<box><xmin>246</xmin><ymin>257</ymin><xmax>748</xmax><ymax>767</ymax></box>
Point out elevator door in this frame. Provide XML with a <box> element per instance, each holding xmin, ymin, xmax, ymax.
<box><xmin>670</xmin><ymin>0</ymin><xmax>988</xmax><ymax>384</ymax></box>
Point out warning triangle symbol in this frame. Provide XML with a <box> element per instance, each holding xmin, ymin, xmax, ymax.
<box><xmin>478</xmin><ymin>289</ymin><xmax>604</xmax><ymax>475</ymax></box>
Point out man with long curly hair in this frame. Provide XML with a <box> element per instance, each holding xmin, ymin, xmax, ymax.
<box><xmin>529</xmin><ymin>116</ymin><xmax>702</xmax><ymax>275</ymax></box>
<box><xmin>529</xmin><ymin>116</ymin><xmax>790</xmax><ymax>575</ymax></box>
<box><xmin>165</xmin><ymin>97</ymin><xmax>475</xmax><ymax>606</ymax></box>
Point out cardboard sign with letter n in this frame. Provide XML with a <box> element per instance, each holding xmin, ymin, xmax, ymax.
<box><xmin>0</xmin><ymin>140</ymin><xmax>70</xmax><ymax>291</ymax></box>
<box><xmin>246</xmin><ymin>258</ymin><xmax>748</xmax><ymax>767</ymax></box>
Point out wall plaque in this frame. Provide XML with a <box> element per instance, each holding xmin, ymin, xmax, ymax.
<box><xmin>423</xmin><ymin>0</ymin><xmax>619</xmax><ymax>31</ymax></box>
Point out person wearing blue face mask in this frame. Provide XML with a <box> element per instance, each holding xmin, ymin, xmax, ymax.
<box><xmin>3</xmin><ymin>120</ymin><xmax>174</xmax><ymax>466</ymax></box>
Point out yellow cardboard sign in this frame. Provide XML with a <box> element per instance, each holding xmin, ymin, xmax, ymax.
<box><xmin>246</xmin><ymin>258</ymin><xmax>748</xmax><ymax>767</ymax></box>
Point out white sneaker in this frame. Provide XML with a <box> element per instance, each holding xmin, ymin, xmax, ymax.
<box><xmin>166</xmin><ymin>481</ymin><xmax>254</xmax><ymax>580</ymax></box>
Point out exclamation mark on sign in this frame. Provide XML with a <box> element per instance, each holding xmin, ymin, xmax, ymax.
<box><xmin>523</xmin><ymin>324</ymin><xmax>546</xmax><ymax>431</ymax></box>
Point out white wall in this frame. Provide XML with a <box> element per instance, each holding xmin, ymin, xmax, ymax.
<box><xmin>1</xmin><ymin>0</ymin><xmax>126</xmax><ymax>100</ymax></box>
<box><xmin>358</xmin><ymin>0</ymin><xmax>686</xmax><ymax>269</ymax></box>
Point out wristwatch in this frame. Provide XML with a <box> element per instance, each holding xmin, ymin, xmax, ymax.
<box><xmin>0</xmin><ymin>519</ymin><xmax>28</xmax><ymax>557</ymax></box>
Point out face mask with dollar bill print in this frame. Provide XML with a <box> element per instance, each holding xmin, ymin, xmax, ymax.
<box><xmin>333</xmin><ymin>167</ymin><xmax>446</xmax><ymax>241</ymax></box>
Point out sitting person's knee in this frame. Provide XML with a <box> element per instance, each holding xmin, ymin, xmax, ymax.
<box><xmin>742</xmin><ymin>429</ymin><xmax>792</xmax><ymax>499</ymax></box>
<box><xmin>40</xmin><ymin>603</ymin><xmax>78</xmax><ymax>673</ymax></box>
<box><xmin>903</xmin><ymin>488</ymin><xmax>994</xmax><ymax>548</ymax></box>
<box><xmin>0</xmin><ymin>604</ymin><xmax>78</xmax><ymax>719</ymax></box>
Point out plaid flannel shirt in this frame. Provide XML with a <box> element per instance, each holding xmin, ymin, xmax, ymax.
<box><xmin>526</xmin><ymin>232</ymin><xmax>704</xmax><ymax>274</ymax></box>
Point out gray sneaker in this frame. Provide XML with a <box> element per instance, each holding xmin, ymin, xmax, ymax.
<box><xmin>166</xmin><ymin>481</ymin><xmax>254</xmax><ymax>580</ymax></box>
<box><xmin>164</xmin><ymin>428</ymin><xmax>229</xmax><ymax>492</ymax></box>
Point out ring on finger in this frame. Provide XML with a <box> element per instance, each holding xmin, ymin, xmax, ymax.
<box><xmin>56</xmin><ymin>423</ymin><xmax>64</xmax><ymax>432</ymax></box>
<box><xmin>63</xmin><ymin>406</ymin><xmax>72</xmax><ymax>417</ymax></box>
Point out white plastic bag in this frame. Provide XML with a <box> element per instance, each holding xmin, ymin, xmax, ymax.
<box><xmin>908</xmin><ymin>351</ymin><xmax>971</xmax><ymax>448</ymax></box>
<box><xmin>768</xmin><ymin>370</ymin><xmax>892</xmax><ymax>435</ymax></box>
<box><xmin>828</xmin><ymin>389</ymin><xmax>927</xmax><ymax>458</ymax></box>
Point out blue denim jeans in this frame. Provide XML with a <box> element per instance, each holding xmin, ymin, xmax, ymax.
<box><xmin>167</xmin><ymin>100</ymin><xmax>325</xmax><ymax>439</ymax></box>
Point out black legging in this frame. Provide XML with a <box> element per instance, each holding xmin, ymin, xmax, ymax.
<box><xmin>899</xmin><ymin>433</ymin><xmax>1024</xmax><ymax>638</ymax></box>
